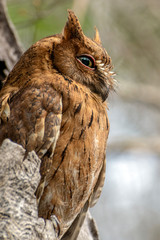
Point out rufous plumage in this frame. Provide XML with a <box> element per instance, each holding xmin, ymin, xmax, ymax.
<box><xmin>0</xmin><ymin>10</ymin><xmax>115</xmax><ymax>239</ymax></box>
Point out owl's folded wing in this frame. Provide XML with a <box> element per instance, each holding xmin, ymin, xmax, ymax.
<box><xmin>0</xmin><ymin>84</ymin><xmax>62</xmax><ymax>159</ymax></box>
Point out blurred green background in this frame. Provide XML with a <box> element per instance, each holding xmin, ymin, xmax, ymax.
<box><xmin>6</xmin><ymin>0</ymin><xmax>160</xmax><ymax>239</ymax></box>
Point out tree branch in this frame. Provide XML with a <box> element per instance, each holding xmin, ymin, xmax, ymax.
<box><xmin>0</xmin><ymin>140</ymin><xmax>100</xmax><ymax>239</ymax></box>
<box><xmin>0</xmin><ymin>0</ymin><xmax>23</xmax><ymax>88</ymax></box>
<box><xmin>108</xmin><ymin>136</ymin><xmax>160</xmax><ymax>154</ymax></box>
<box><xmin>0</xmin><ymin>139</ymin><xmax>56</xmax><ymax>240</ymax></box>
<box><xmin>119</xmin><ymin>81</ymin><xmax>160</xmax><ymax>110</ymax></box>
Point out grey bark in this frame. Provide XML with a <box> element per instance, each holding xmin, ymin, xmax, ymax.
<box><xmin>0</xmin><ymin>139</ymin><xmax>56</xmax><ymax>240</ymax></box>
<box><xmin>0</xmin><ymin>140</ymin><xmax>99</xmax><ymax>240</ymax></box>
<box><xmin>0</xmin><ymin>0</ymin><xmax>23</xmax><ymax>89</ymax></box>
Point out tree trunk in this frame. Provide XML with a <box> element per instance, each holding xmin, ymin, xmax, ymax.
<box><xmin>0</xmin><ymin>0</ymin><xmax>23</xmax><ymax>89</ymax></box>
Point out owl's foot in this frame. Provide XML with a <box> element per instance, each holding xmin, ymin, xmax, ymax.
<box><xmin>50</xmin><ymin>214</ymin><xmax>60</xmax><ymax>238</ymax></box>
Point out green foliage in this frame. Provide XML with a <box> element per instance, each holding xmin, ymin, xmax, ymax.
<box><xmin>7</xmin><ymin>0</ymin><xmax>73</xmax><ymax>47</ymax></box>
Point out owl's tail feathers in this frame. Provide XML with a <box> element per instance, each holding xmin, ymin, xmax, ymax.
<box><xmin>61</xmin><ymin>200</ymin><xmax>89</xmax><ymax>240</ymax></box>
<box><xmin>35</xmin><ymin>176</ymin><xmax>46</xmax><ymax>204</ymax></box>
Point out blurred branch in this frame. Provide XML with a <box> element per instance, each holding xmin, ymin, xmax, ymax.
<box><xmin>119</xmin><ymin>81</ymin><xmax>160</xmax><ymax>110</ymax></box>
<box><xmin>108</xmin><ymin>136</ymin><xmax>160</xmax><ymax>154</ymax></box>
<box><xmin>0</xmin><ymin>0</ymin><xmax>23</xmax><ymax>88</ymax></box>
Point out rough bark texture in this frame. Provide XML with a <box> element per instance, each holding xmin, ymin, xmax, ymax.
<box><xmin>0</xmin><ymin>0</ymin><xmax>23</xmax><ymax>89</ymax></box>
<box><xmin>0</xmin><ymin>140</ymin><xmax>99</xmax><ymax>240</ymax></box>
<box><xmin>0</xmin><ymin>139</ymin><xmax>56</xmax><ymax>240</ymax></box>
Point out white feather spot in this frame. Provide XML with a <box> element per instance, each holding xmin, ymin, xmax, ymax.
<box><xmin>99</xmin><ymin>63</ymin><xmax>105</xmax><ymax>67</ymax></box>
<box><xmin>94</xmin><ymin>135</ymin><xmax>99</xmax><ymax>149</ymax></box>
<box><xmin>96</xmin><ymin>60</ymin><xmax>102</xmax><ymax>64</ymax></box>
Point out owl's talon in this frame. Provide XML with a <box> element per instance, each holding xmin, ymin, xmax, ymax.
<box><xmin>50</xmin><ymin>215</ymin><xmax>60</xmax><ymax>238</ymax></box>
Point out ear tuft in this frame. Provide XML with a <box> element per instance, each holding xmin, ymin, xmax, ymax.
<box><xmin>93</xmin><ymin>27</ymin><xmax>102</xmax><ymax>45</ymax></box>
<box><xmin>62</xmin><ymin>10</ymin><xmax>84</xmax><ymax>41</ymax></box>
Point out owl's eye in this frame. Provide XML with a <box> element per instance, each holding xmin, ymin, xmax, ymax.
<box><xmin>77</xmin><ymin>55</ymin><xmax>95</xmax><ymax>70</ymax></box>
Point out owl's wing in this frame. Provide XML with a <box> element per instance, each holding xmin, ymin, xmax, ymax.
<box><xmin>0</xmin><ymin>83</ymin><xmax>63</xmax><ymax>222</ymax></box>
<box><xmin>0</xmin><ymin>84</ymin><xmax>62</xmax><ymax>159</ymax></box>
<box><xmin>61</xmin><ymin>200</ymin><xmax>89</xmax><ymax>240</ymax></box>
<box><xmin>0</xmin><ymin>87</ymin><xmax>18</xmax><ymax>124</ymax></box>
<box><xmin>62</xmin><ymin>157</ymin><xmax>106</xmax><ymax>239</ymax></box>
<box><xmin>24</xmin><ymin>86</ymin><xmax>62</xmax><ymax>160</ymax></box>
<box><xmin>90</xmin><ymin>156</ymin><xmax>106</xmax><ymax>207</ymax></box>
<box><xmin>61</xmin><ymin>160</ymin><xmax>106</xmax><ymax>240</ymax></box>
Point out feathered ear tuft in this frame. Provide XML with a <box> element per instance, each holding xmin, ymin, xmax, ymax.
<box><xmin>62</xmin><ymin>10</ymin><xmax>84</xmax><ymax>41</ymax></box>
<box><xmin>93</xmin><ymin>27</ymin><xmax>102</xmax><ymax>45</ymax></box>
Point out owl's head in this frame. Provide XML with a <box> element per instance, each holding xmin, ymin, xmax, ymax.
<box><xmin>51</xmin><ymin>10</ymin><xmax>115</xmax><ymax>101</ymax></box>
<box><xmin>6</xmin><ymin>10</ymin><xmax>115</xmax><ymax>102</ymax></box>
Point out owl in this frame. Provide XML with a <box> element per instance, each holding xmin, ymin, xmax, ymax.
<box><xmin>0</xmin><ymin>10</ymin><xmax>115</xmax><ymax>239</ymax></box>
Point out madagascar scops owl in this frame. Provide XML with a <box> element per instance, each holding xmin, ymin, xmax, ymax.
<box><xmin>0</xmin><ymin>10</ymin><xmax>115</xmax><ymax>239</ymax></box>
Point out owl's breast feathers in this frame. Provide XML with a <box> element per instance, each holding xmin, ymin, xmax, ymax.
<box><xmin>0</xmin><ymin>72</ymin><xmax>109</xmax><ymax>232</ymax></box>
<box><xmin>37</xmin><ymin>73</ymin><xmax>109</xmax><ymax>221</ymax></box>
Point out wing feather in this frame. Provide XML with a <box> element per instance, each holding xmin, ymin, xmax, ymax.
<box><xmin>0</xmin><ymin>84</ymin><xmax>62</xmax><ymax>158</ymax></box>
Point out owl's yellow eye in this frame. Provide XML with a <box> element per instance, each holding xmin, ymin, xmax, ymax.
<box><xmin>77</xmin><ymin>54</ymin><xmax>95</xmax><ymax>70</ymax></box>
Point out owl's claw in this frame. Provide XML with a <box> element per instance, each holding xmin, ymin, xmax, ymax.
<box><xmin>50</xmin><ymin>214</ymin><xmax>60</xmax><ymax>238</ymax></box>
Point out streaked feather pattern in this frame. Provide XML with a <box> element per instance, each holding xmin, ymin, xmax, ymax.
<box><xmin>0</xmin><ymin>10</ymin><xmax>115</xmax><ymax>239</ymax></box>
